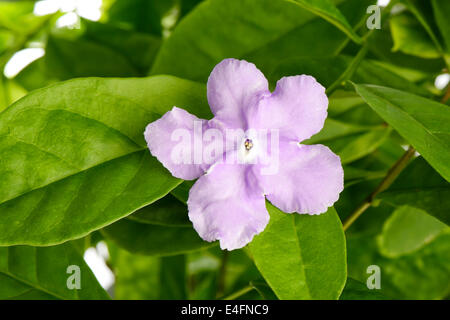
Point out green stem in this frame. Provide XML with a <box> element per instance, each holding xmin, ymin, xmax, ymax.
<box><xmin>343</xmin><ymin>146</ymin><xmax>416</xmax><ymax>231</ymax></box>
<box><xmin>326</xmin><ymin>45</ymin><xmax>368</xmax><ymax>95</ymax></box>
<box><xmin>222</xmin><ymin>285</ymin><xmax>253</xmax><ymax>300</ymax></box>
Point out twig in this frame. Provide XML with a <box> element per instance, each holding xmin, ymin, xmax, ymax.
<box><xmin>343</xmin><ymin>146</ymin><xmax>416</xmax><ymax>231</ymax></box>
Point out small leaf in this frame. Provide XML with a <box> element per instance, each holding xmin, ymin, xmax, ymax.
<box><xmin>379</xmin><ymin>157</ymin><xmax>450</xmax><ymax>225</ymax></box>
<box><xmin>377</xmin><ymin>205</ymin><xmax>447</xmax><ymax>258</ymax></box>
<box><xmin>249</xmin><ymin>204</ymin><xmax>346</xmax><ymax>300</ymax></box>
<box><xmin>347</xmin><ymin>231</ymin><xmax>450</xmax><ymax>299</ymax></box>
<box><xmin>353</xmin><ymin>83</ymin><xmax>450</xmax><ymax>182</ymax></box>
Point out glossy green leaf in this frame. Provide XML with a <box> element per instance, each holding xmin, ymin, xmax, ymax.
<box><xmin>0</xmin><ymin>243</ymin><xmax>109</xmax><ymax>299</ymax></box>
<box><xmin>151</xmin><ymin>0</ymin><xmax>370</xmax><ymax>81</ymax></box>
<box><xmin>379</xmin><ymin>157</ymin><xmax>450</xmax><ymax>225</ymax></box>
<box><xmin>390</xmin><ymin>13</ymin><xmax>440</xmax><ymax>59</ymax></box>
<box><xmin>249</xmin><ymin>204</ymin><xmax>346</xmax><ymax>300</ymax></box>
<box><xmin>377</xmin><ymin>205</ymin><xmax>447</xmax><ymax>257</ymax></box>
<box><xmin>353</xmin><ymin>83</ymin><xmax>450</xmax><ymax>182</ymax></box>
<box><xmin>102</xmin><ymin>218</ymin><xmax>215</xmax><ymax>256</ymax></box>
<box><xmin>0</xmin><ymin>76</ymin><xmax>209</xmax><ymax>246</ymax></box>
<box><xmin>339</xmin><ymin>278</ymin><xmax>387</xmax><ymax>300</ymax></box>
<box><xmin>288</xmin><ymin>0</ymin><xmax>361</xmax><ymax>43</ymax></box>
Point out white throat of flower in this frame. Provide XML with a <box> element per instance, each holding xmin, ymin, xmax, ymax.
<box><xmin>237</xmin><ymin>136</ymin><xmax>260</xmax><ymax>164</ymax></box>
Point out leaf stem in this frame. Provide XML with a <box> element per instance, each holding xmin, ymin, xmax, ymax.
<box><xmin>222</xmin><ymin>285</ymin><xmax>253</xmax><ymax>300</ymax></box>
<box><xmin>343</xmin><ymin>146</ymin><xmax>416</xmax><ymax>231</ymax></box>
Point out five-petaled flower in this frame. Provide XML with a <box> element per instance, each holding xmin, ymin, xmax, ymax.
<box><xmin>144</xmin><ymin>58</ymin><xmax>344</xmax><ymax>250</ymax></box>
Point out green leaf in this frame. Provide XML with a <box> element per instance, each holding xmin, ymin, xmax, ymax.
<box><xmin>353</xmin><ymin>83</ymin><xmax>450</xmax><ymax>182</ymax></box>
<box><xmin>431</xmin><ymin>0</ymin><xmax>450</xmax><ymax>52</ymax></box>
<box><xmin>288</xmin><ymin>0</ymin><xmax>361</xmax><ymax>43</ymax></box>
<box><xmin>249</xmin><ymin>204</ymin><xmax>346</xmax><ymax>300</ymax></box>
<box><xmin>151</xmin><ymin>0</ymin><xmax>371</xmax><ymax>81</ymax></box>
<box><xmin>109</xmin><ymin>244</ymin><xmax>187</xmax><ymax>299</ymax></box>
<box><xmin>0</xmin><ymin>243</ymin><xmax>109</xmax><ymax>299</ymax></box>
<box><xmin>107</xmin><ymin>0</ymin><xmax>174</xmax><ymax>36</ymax></box>
<box><xmin>270</xmin><ymin>55</ymin><xmax>430</xmax><ymax>96</ymax></box>
<box><xmin>401</xmin><ymin>0</ymin><xmax>444</xmax><ymax>54</ymax></box>
<box><xmin>14</xmin><ymin>57</ymin><xmax>55</xmax><ymax>91</ymax></box>
<box><xmin>390</xmin><ymin>13</ymin><xmax>440</xmax><ymax>59</ymax></box>
<box><xmin>379</xmin><ymin>157</ymin><xmax>450</xmax><ymax>225</ymax></box>
<box><xmin>377</xmin><ymin>205</ymin><xmax>448</xmax><ymax>258</ymax></box>
<box><xmin>347</xmin><ymin>231</ymin><xmax>450</xmax><ymax>299</ymax></box>
<box><xmin>326</xmin><ymin>128</ymin><xmax>391</xmax><ymax>164</ymax></box>
<box><xmin>128</xmin><ymin>194</ymin><xmax>191</xmax><ymax>227</ymax></box>
<box><xmin>0</xmin><ymin>76</ymin><xmax>209</xmax><ymax>246</ymax></box>
<box><xmin>340</xmin><ymin>278</ymin><xmax>387</xmax><ymax>300</ymax></box>
<box><xmin>80</xmin><ymin>19</ymin><xmax>162</xmax><ymax>74</ymax></box>
<box><xmin>367</xmin><ymin>23</ymin><xmax>445</xmax><ymax>74</ymax></box>
<box><xmin>171</xmin><ymin>180</ymin><xmax>195</xmax><ymax>204</ymax></box>
<box><xmin>102</xmin><ymin>218</ymin><xmax>215</xmax><ymax>256</ymax></box>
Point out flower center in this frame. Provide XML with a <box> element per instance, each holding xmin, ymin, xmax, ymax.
<box><xmin>244</xmin><ymin>138</ymin><xmax>253</xmax><ymax>151</ymax></box>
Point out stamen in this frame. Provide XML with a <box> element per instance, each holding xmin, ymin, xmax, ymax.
<box><xmin>244</xmin><ymin>138</ymin><xmax>253</xmax><ymax>151</ymax></box>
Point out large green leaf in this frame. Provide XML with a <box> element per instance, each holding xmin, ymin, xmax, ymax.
<box><xmin>249</xmin><ymin>204</ymin><xmax>346</xmax><ymax>300</ymax></box>
<box><xmin>288</xmin><ymin>0</ymin><xmax>361</xmax><ymax>43</ymax></box>
<box><xmin>109</xmin><ymin>244</ymin><xmax>187</xmax><ymax>299</ymax></box>
<box><xmin>151</xmin><ymin>0</ymin><xmax>371</xmax><ymax>82</ymax></box>
<box><xmin>0</xmin><ymin>243</ymin><xmax>109</xmax><ymax>299</ymax></box>
<box><xmin>377</xmin><ymin>205</ymin><xmax>447</xmax><ymax>257</ymax></box>
<box><xmin>102</xmin><ymin>218</ymin><xmax>215</xmax><ymax>256</ymax></box>
<box><xmin>0</xmin><ymin>76</ymin><xmax>209</xmax><ymax>246</ymax></box>
<box><xmin>379</xmin><ymin>157</ymin><xmax>450</xmax><ymax>225</ymax></box>
<box><xmin>353</xmin><ymin>84</ymin><xmax>450</xmax><ymax>182</ymax></box>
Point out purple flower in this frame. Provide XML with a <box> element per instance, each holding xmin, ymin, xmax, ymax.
<box><xmin>144</xmin><ymin>59</ymin><xmax>343</xmax><ymax>250</ymax></box>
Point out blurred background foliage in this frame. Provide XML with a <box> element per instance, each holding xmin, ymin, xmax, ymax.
<box><xmin>0</xmin><ymin>0</ymin><xmax>449</xmax><ymax>300</ymax></box>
